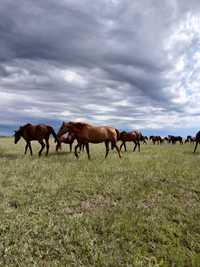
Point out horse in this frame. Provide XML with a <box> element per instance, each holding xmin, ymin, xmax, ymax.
<box><xmin>118</xmin><ymin>130</ymin><xmax>142</xmax><ymax>152</ymax></box>
<box><xmin>185</xmin><ymin>135</ymin><xmax>195</xmax><ymax>144</ymax></box>
<box><xmin>168</xmin><ymin>135</ymin><xmax>183</xmax><ymax>144</ymax></box>
<box><xmin>14</xmin><ymin>123</ymin><xmax>60</xmax><ymax>156</ymax></box>
<box><xmin>164</xmin><ymin>137</ymin><xmax>170</xmax><ymax>143</ymax></box>
<box><xmin>140</xmin><ymin>135</ymin><xmax>148</xmax><ymax>144</ymax></box>
<box><xmin>149</xmin><ymin>136</ymin><xmax>162</xmax><ymax>145</ymax></box>
<box><xmin>57</xmin><ymin>121</ymin><xmax>121</xmax><ymax>159</ymax></box>
<box><xmin>193</xmin><ymin>131</ymin><xmax>200</xmax><ymax>153</ymax></box>
<box><xmin>56</xmin><ymin>132</ymin><xmax>76</xmax><ymax>152</ymax></box>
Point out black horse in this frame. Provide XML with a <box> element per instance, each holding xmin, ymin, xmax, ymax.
<box><xmin>168</xmin><ymin>135</ymin><xmax>183</xmax><ymax>144</ymax></box>
<box><xmin>185</xmin><ymin>135</ymin><xmax>195</xmax><ymax>144</ymax></box>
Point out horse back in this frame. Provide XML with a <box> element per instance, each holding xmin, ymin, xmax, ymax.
<box><xmin>74</xmin><ymin>125</ymin><xmax>117</xmax><ymax>143</ymax></box>
<box><xmin>120</xmin><ymin>131</ymin><xmax>140</xmax><ymax>141</ymax></box>
<box><xmin>24</xmin><ymin>124</ymin><xmax>51</xmax><ymax>140</ymax></box>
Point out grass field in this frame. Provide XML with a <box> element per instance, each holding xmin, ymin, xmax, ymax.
<box><xmin>0</xmin><ymin>137</ymin><xmax>200</xmax><ymax>267</ymax></box>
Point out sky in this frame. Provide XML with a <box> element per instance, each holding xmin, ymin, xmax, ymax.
<box><xmin>1</xmin><ymin>0</ymin><xmax>200</xmax><ymax>136</ymax></box>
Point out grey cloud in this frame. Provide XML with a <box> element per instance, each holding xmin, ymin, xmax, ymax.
<box><xmin>1</xmin><ymin>0</ymin><xmax>200</xmax><ymax>134</ymax></box>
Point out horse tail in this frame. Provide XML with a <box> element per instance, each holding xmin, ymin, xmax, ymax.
<box><xmin>115</xmin><ymin>128</ymin><xmax>120</xmax><ymax>141</ymax></box>
<box><xmin>49</xmin><ymin>126</ymin><xmax>60</xmax><ymax>144</ymax></box>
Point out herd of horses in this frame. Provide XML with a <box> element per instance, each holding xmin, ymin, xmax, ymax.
<box><xmin>14</xmin><ymin>122</ymin><xmax>200</xmax><ymax>158</ymax></box>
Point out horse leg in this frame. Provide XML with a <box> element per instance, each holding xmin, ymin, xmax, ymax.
<box><xmin>75</xmin><ymin>143</ymin><xmax>80</xmax><ymax>158</ymax></box>
<box><xmin>85</xmin><ymin>143</ymin><xmax>91</xmax><ymax>160</ymax></box>
<box><xmin>113</xmin><ymin>143</ymin><xmax>121</xmax><ymax>158</ymax></box>
<box><xmin>119</xmin><ymin>142</ymin><xmax>123</xmax><ymax>151</ymax></box>
<box><xmin>56</xmin><ymin>143</ymin><xmax>59</xmax><ymax>151</ymax></box>
<box><xmin>133</xmin><ymin>141</ymin><xmax>137</xmax><ymax>152</ymax></box>
<box><xmin>69</xmin><ymin>142</ymin><xmax>72</xmax><ymax>152</ymax></box>
<box><xmin>56</xmin><ymin>143</ymin><xmax>61</xmax><ymax>151</ymax></box>
<box><xmin>105</xmin><ymin>140</ymin><xmax>110</xmax><ymax>158</ymax></box>
<box><xmin>194</xmin><ymin>142</ymin><xmax>198</xmax><ymax>153</ymax></box>
<box><xmin>45</xmin><ymin>139</ymin><xmax>49</xmax><ymax>156</ymax></box>
<box><xmin>38</xmin><ymin>140</ymin><xmax>45</xmax><ymax>156</ymax></box>
<box><xmin>28</xmin><ymin>142</ymin><xmax>33</xmax><ymax>156</ymax></box>
<box><xmin>24</xmin><ymin>142</ymin><xmax>29</xmax><ymax>155</ymax></box>
<box><xmin>124</xmin><ymin>142</ymin><xmax>127</xmax><ymax>152</ymax></box>
<box><xmin>120</xmin><ymin>142</ymin><xmax>126</xmax><ymax>151</ymax></box>
<box><xmin>138</xmin><ymin>141</ymin><xmax>140</xmax><ymax>152</ymax></box>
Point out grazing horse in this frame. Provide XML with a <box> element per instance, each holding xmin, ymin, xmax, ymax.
<box><xmin>193</xmin><ymin>131</ymin><xmax>200</xmax><ymax>153</ymax></box>
<box><xmin>149</xmin><ymin>136</ymin><xmax>162</xmax><ymax>145</ymax></box>
<box><xmin>164</xmin><ymin>137</ymin><xmax>170</xmax><ymax>143</ymax></box>
<box><xmin>168</xmin><ymin>135</ymin><xmax>183</xmax><ymax>144</ymax></box>
<box><xmin>118</xmin><ymin>130</ymin><xmax>142</xmax><ymax>152</ymax></box>
<box><xmin>57</xmin><ymin>121</ymin><xmax>121</xmax><ymax>159</ymax></box>
<box><xmin>185</xmin><ymin>135</ymin><xmax>195</xmax><ymax>144</ymax></box>
<box><xmin>140</xmin><ymin>135</ymin><xmax>148</xmax><ymax>144</ymax></box>
<box><xmin>56</xmin><ymin>132</ymin><xmax>76</xmax><ymax>152</ymax></box>
<box><xmin>14</xmin><ymin>123</ymin><xmax>60</xmax><ymax>156</ymax></box>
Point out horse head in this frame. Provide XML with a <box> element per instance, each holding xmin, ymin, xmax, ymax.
<box><xmin>14</xmin><ymin>129</ymin><xmax>22</xmax><ymax>144</ymax></box>
<box><xmin>57</xmin><ymin>122</ymin><xmax>69</xmax><ymax>137</ymax></box>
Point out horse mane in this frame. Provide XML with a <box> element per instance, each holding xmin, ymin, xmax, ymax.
<box><xmin>121</xmin><ymin>131</ymin><xmax>127</xmax><ymax>135</ymax></box>
<box><xmin>71</xmin><ymin>122</ymin><xmax>92</xmax><ymax>130</ymax></box>
<box><xmin>18</xmin><ymin>123</ymin><xmax>32</xmax><ymax>132</ymax></box>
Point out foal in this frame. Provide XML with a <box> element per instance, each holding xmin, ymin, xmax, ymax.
<box><xmin>56</xmin><ymin>132</ymin><xmax>76</xmax><ymax>152</ymax></box>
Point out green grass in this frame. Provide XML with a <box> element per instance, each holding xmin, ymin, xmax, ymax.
<box><xmin>0</xmin><ymin>137</ymin><xmax>200</xmax><ymax>267</ymax></box>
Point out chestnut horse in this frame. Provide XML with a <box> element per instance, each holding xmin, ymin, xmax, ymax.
<box><xmin>57</xmin><ymin>121</ymin><xmax>121</xmax><ymax>159</ymax></box>
<box><xmin>56</xmin><ymin>132</ymin><xmax>76</xmax><ymax>152</ymax></box>
<box><xmin>14</xmin><ymin>123</ymin><xmax>60</xmax><ymax>156</ymax></box>
<box><xmin>194</xmin><ymin>131</ymin><xmax>200</xmax><ymax>153</ymax></box>
<box><xmin>118</xmin><ymin>130</ymin><xmax>142</xmax><ymax>152</ymax></box>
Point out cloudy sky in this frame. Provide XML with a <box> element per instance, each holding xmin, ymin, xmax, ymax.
<box><xmin>1</xmin><ymin>0</ymin><xmax>200</xmax><ymax>136</ymax></box>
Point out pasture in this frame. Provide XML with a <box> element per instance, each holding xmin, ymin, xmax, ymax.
<box><xmin>0</xmin><ymin>137</ymin><xmax>200</xmax><ymax>267</ymax></box>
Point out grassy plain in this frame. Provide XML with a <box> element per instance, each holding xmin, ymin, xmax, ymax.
<box><xmin>0</xmin><ymin>137</ymin><xmax>200</xmax><ymax>267</ymax></box>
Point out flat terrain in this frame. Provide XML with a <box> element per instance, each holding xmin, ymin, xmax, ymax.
<box><xmin>0</xmin><ymin>137</ymin><xmax>200</xmax><ymax>267</ymax></box>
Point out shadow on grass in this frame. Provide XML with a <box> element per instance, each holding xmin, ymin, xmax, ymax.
<box><xmin>183</xmin><ymin>151</ymin><xmax>199</xmax><ymax>155</ymax></box>
<box><xmin>47</xmin><ymin>151</ymin><xmax>74</xmax><ymax>157</ymax></box>
<box><xmin>0</xmin><ymin>153</ymin><xmax>19</xmax><ymax>160</ymax></box>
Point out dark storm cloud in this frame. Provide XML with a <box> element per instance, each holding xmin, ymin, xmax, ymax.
<box><xmin>1</xmin><ymin>0</ymin><xmax>200</xmax><ymax>134</ymax></box>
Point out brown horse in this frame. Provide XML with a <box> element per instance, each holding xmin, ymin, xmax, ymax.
<box><xmin>14</xmin><ymin>123</ymin><xmax>60</xmax><ymax>156</ymax></box>
<box><xmin>56</xmin><ymin>132</ymin><xmax>76</xmax><ymax>152</ymax></box>
<box><xmin>57</xmin><ymin>121</ymin><xmax>121</xmax><ymax>159</ymax></box>
<box><xmin>118</xmin><ymin>130</ymin><xmax>142</xmax><ymax>152</ymax></box>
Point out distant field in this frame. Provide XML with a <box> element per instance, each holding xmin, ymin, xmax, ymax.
<box><xmin>0</xmin><ymin>137</ymin><xmax>200</xmax><ymax>267</ymax></box>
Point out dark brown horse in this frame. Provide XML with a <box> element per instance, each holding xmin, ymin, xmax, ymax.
<box><xmin>56</xmin><ymin>132</ymin><xmax>76</xmax><ymax>152</ymax></box>
<box><xmin>118</xmin><ymin>130</ymin><xmax>142</xmax><ymax>152</ymax></box>
<box><xmin>149</xmin><ymin>136</ymin><xmax>162</xmax><ymax>145</ymax></box>
<box><xmin>57</xmin><ymin>121</ymin><xmax>121</xmax><ymax>159</ymax></box>
<box><xmin>14</xmin><ymin>123</ymin><xmax>60</xmax><ymax>156</ymax></box>
<box><xmin>193</xmin><ymin>131</ymin><xmax>200</xmax><ymax>153</ymax></box>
